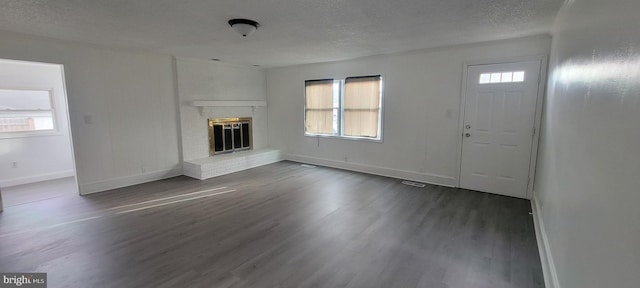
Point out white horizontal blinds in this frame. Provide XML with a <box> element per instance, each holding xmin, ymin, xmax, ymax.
<box><xmin>305</xmin><ymin>79</ymin><xmax>334</xmax><ymax>134</ymax></box>
<box><xmin>344</xmin><ymin>76</ymin><xmax>381</xmax><ymax>138</ymax></box>
<box><xmin>0</xmin><ymin>89</ymin><xmax>55</xmax><ymax>133</ymax></box>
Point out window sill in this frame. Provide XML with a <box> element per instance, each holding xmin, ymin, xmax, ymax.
<box><xmin>304</xmin><ymin>133</ymin><xmax>383</xmax><ymax>143</ymax></box>
<box><xmin>0</xmin><ymin>130</ymin><xmax>62</xmax><ymax>139</ymax></box>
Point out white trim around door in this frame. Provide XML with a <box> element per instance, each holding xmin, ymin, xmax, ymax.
<box><xmin>456</xmin><ymin>55</ymin><xmax>548</xmax><ymax>199</ymax></box>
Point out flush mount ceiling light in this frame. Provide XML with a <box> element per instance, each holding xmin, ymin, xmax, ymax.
<box><xmin>228</xmin><ymin>18</ymin><xmax>259</xmax><ymax>37</ymax></box>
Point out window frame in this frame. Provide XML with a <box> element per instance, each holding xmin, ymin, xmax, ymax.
<box><xmin>304</xmin><ymin>75</ymin><xmax>383</xmax><ymax>142</ymax></box>
<box><xmin>0</xmin><ymin>87</ymin><xmax>60</xmax><ymax>139</ymax></box>
<box><xmin>303</xmin><ymin>79</ymin><xmax>339</xmax><ymax>136</ymax></box>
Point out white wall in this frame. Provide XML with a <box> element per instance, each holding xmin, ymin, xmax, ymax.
<box><xmin>533</xmin><ymin>0</ymin><xmax>640</xmax><ymax>287</ymax></box>
<box><xmin>176</xmin><ymin>57</ymin><xmax>267</xmax><ymax>161</ymax></box>
<box><xmin>0</xmin><ymin>30</ymin><xmax>181</xmax><ymax>194</ymax></box>
<box><xmin>267</xmin><ymin>36</ymin><xmax>551</xmax><ymax>186</ymax></box>
<box><xmin>0</xmin><ymin>59</ymin><xmax>74</xmax><ymax>187</ymax></box>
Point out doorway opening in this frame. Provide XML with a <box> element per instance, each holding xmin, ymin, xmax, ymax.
<box><xmin>0</xmin><ymin>59</ymin><xmax>78</xmax><ymax>210</ymax></box>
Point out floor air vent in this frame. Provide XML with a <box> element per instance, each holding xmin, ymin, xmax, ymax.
<box><xmin>401</xmin><ymin>180</ymin><xmax>426</xmax><ymax>188</ymax></box>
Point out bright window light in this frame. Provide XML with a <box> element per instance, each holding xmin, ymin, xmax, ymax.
<box><xmin>513</xmin><ymin>71</ymin><xmax>525</xmax><ymax>82</ymax></box>
<box><xmin>479</xmin><ymin>71</ymin><xmax>525</xmax><ymax>84</ymax></box>
<box><xmin>0</xmin><ymin>89</ymin><xmax>56</xmax><ymax>133</ymax></box>
<box><xmin>305</xmin><ymin>75</ymin><xmax>383</xmax><ymax>140</ymax></box>
<box><xmin>490</xmin><ymin>73</ymin><xmax>501</xmax><ymax>83</ymax></box>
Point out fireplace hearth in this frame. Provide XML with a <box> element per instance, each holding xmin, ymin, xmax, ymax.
<box><xmin>208</xmin><ymin>117</ymin><xmax>252</xmax><ymax>155</ymax></box>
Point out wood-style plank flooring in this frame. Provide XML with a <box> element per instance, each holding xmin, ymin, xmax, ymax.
<box><xmin>0</xmin><ymin>161</ymin><xmax>543</xmax><ymax>288</ymax></box>
<box><xmin>1</xmin><ymin>176</ymin><xmax>78</xmax><ymax>207</ymax></box>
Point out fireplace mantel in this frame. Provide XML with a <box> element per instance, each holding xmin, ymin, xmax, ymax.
<box><xmin>189</xmin><ymin>100</ymin><xmax>266</xmax><ymax>107</ymax></box>
<box><xmin>190</xmin><ymin>100</ymin><xmax>267</xmax><ymax>116</ymax></box>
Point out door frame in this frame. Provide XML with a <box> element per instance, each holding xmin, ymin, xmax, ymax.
<box><xmin>456</xmin><ymin>55</ymin><xmax>548</xmax><ymax>199</ymax></box>
<box><xmin>0</xmin><ymin>59</ymin><xmax>79</xmax><ymax>211</ymax></box>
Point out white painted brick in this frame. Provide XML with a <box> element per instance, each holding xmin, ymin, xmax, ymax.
<box><xmin>183</xmin><ymin>149</ymin><xmax>281</xmax><ymax>180</ymax></box>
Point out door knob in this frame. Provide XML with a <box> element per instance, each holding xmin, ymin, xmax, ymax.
<box><xmin>465</xmin><ymin>133</ymin><xmax>471</xmax><ymax>137</ymax></box>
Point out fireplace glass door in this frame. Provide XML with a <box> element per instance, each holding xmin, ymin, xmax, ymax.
<box><xmin>209</xmin><ymin>118</ymin><xmax>252</xmax><ymax>155</ymax></box>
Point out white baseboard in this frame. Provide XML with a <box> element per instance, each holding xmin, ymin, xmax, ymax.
<box><xmin>531</xmin><ymin>196</ymin><xmax>560</xmax><ymax>288</ymax></box>
<box><xmin>284</xmin><ymin>153</ymin><xmax>456</xmax><ymax>187</ymax></box>
<box><xmin>79</xmin><ymin>167</ymin><xmax>183</xmax><ymax>195</ymax></box>
<box><xmin>0</xmin><ymin>169</ymin><xmax>75</xmax><ymax>188</ymax></box>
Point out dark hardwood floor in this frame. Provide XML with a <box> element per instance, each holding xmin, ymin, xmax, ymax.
<box><xmin>0</xmin><ymin>161</ymin><xmax>543</xmax><ymax>288</ymax></box>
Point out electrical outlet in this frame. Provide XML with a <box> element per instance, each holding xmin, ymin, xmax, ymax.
<box><xmin>10</xmin><ymin>162</ymin><xmax>18</xmax><ymax>168</ymax></box>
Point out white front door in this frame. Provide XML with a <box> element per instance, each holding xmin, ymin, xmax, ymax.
<box><xmin>460</xmin><ymin>61</ymin><xmax>541</xmax><ymax>198</ymax></box>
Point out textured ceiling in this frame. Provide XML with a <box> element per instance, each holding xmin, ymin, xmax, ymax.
<box><xmin>0</xmin><ymin>0</ymin><xmax>563</xmax><ymax>67</ymax></box>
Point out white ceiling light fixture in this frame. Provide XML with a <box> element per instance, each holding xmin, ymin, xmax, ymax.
<box><xmin>228</xmin><ymin>19</ymin><xmax>259</xmax><ymax>37</ymax></box>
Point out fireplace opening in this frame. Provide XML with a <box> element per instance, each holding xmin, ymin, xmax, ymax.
<box><xmin>208</xmin><ymin>117</ymin><xmax>252</xmax><ymax>156</ymax></box>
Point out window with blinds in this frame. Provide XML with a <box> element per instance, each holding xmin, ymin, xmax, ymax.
<box><xmin>344</xmin><ymin>76</ymin><xmax>381</xmax><ymax>138</ymax></box>
<box><xmin>304</xmin><ymin>75</ymin><xmax>382</xmax><ymax>140</ymax></box>
<box><xmin>0</xmin><ymin>89</ymin><xmax>56</xmax><ymax>135</ymax></box>
<box><xmin>304</xmin><ymin>79</ymin><xmax>338</xmax><ymax>135</ymax></box>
